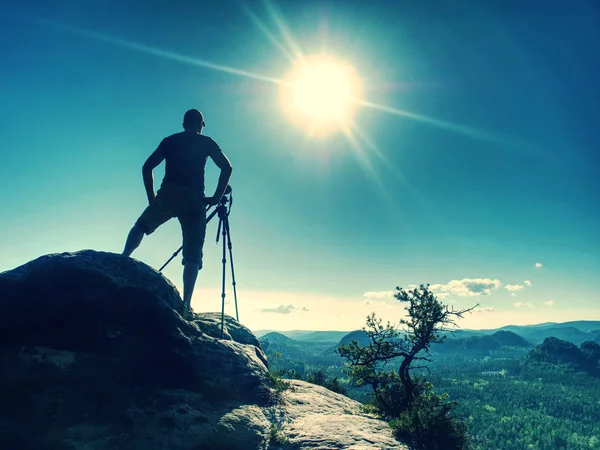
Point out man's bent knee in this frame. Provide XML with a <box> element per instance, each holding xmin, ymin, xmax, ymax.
<box><xmin>134</xmin><ymin>220</ymin><xmax>154</xmax><ymax>236</ymax></box>
<box><xmin>182</xmin><ymin>257</ymin><xmax>202</xmax><ymax>270</ymax></box>
<box><xmin>184</xmin><ymin>262</ymin><xmax>201</xmax><ymax>271</ymax></box>
<box><xmin>182</xmin><ymin>244</ymin><xmax>203</xmax><ymax>270</ymax></box>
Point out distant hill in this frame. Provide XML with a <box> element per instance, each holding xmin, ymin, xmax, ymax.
<box><xmin>254</xmin><ymin>329</ymin><xmax>277</xmax><ymax>339</ymax></box>
<box><xmin>458</xmin><ymin>331</ymin><xmax>531</xmax><ymax>351</ymax></box>
<box><xmin>328</xmin><ymin>329</ymin><xmax>531</xmax><ymax>356</ymax></box>
<box><xmin>337</xmin><ymin>330</ymin><xmax>370</xmax><ymax>348</ymax></box>
<box><xmin>439</xmin><ymin>329</ymin><xmax>488</xmax><ymax>340</ymax></box>
<box><xmin>500</xmin><ymin>321</ymin><xmax>600</xmax><ymax>333</ymax></box>
<box><xmin>260</xmin><ymin>332</ymin><xmax>297</xmax><ymax>345</ymax></box>
<box><xmin>430</xmin><ymin>330</ymin><xmax>531</xmax><ymax>354</ymax></box>
<box><xmin>254</xmin><ymin>330</ymin><xmax>351</xmax><ymax>343</ymax></box>
<box><xmin>503</xmin><ymin>326</ymin><xmax>600</xmax><ymax>346</ymax></box>
<box><xmin>492</xmin><ymin>330</ymin><xmax>532</xmax><ymax>347</ymax></box>
<box><xmin>527</xmin><ymin>337</ymin><xmax>600</xmax><ymax>375</ymax></box>
<box><xmin>256</xmin><ymin>320</ymin><xmax>600</xmax><ymax>350</ymax></box>
<box><xmin>258</xmin><ymin>332</ymin><xmax>339</xmax><ymax>369</ymax></box>
<box><xmin>293</xmin><ymin>331</ymin><xmax>352</xmax><ymax>343</ymax></box>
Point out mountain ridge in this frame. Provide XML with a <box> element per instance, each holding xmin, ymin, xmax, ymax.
<box><xmin>256</xmin><ymin>320</ymin><xmax>600</xmax><ymax>347</ymax></box>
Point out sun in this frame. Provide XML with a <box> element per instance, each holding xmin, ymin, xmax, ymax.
<box><xmin>279</xmin><ymin>55</ymin><xmax>363</xmax><ymax>136</ymax></box>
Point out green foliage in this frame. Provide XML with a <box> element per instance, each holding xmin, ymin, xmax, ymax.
<box><xmin>337</xmin><ymin>314</ymin><xmax>404</xmax><ymax>393</ymax></box>
<box><xmin>259</xmin><ymin>334</ymin><xmax>334</xmax><ymax>376</ymax></box>
<box><xmin>360</xmin><ymin>402</ymin><xmax>381</xmax><ymax>416</ymax></box>
<box><xmin>581</xmin><ymin>340</ymin><xmax>600</xmax><ymax>369</ymax></box>
<box><xmin>373</xmin><ymin>374</ymin><xmax>423</xmax><ymax>418</ymax></box>
<box><xmin>261</xmin><ymin>336</ymin><xmax>600</xmax><ymax>450</ymax></box>
<box><xmin>427</xmin><ymin>354</ymin><xmax>600</xmax><ymax>450</ymax></box>
<box><xmin>259</xmin><ymin>295</ymin><xmax>600</xmax><ymax>450</ymax></box>
<box><xmin>527</xmin><ymin>337</ymin><xmax>600</xmax><ymax>376</ymax></box>
<box><xmin>336</xmin><ymin>284</ymin><xmax>474</xmax><ymax>449</ymax></box>
<box><xmin>269</xmin><ymin>372</ymin><xmax>291</xmax><ymax>393</ymax></box>
<box><xmin>269</xmin><ymin>425</ymin><xmax>289</xmax><ymax>446</ymax></box>
<box><xmin>390</xmin><ymin>382</ymin><xmax>469</xmax><ymax>450</ymax></box>
<box><xmin>268</xmin><ymin>351</ymin><xmax>292</xmax><ymax>396</ymax></box>
<box><xmin>305</xmin><ymin>369</ymin><xmax>348</xmax><ymax>395</ymax></box>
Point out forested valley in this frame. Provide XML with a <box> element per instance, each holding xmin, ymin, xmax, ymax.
<box><xmin>259</xmin><ymin>322</ymin><xmax>600</xmax><ymax>450</ymax></box>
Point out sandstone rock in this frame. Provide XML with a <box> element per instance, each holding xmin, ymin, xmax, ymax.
<box><xmin>274</xmin><ymin>380</ymin><xmax>407</xmax><ymax>450</ymax></box>
<box><xmin>0</xmin><ymin>250</ymin><xmax>269</xmax><ymax>399</ymax></box>
<box><xmin>0</xmin><ymin>250</ymin><xmax>406</xmax><ymax>450</ymax></box>
<box><xmin>0</xmin><ymin>250</ymin><xmax>271</xmax><ymax>449</ymax></box>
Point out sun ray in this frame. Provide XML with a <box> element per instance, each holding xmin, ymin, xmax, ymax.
<box><xmin>356</xmin><ymin>99</ymin><xmax>528</xmax><ymax>150</ymax></box>
<box><xmin>340</xmin><ymin>124</ymin><xmax>408</xmax><ymax>217</ymax></box>
<box><xmin>351</xmin><ymin>128</ymin><xmax>457</xmax><ymax>235</ymax></box>
<box><xmin>32</xmin><ymin>17</ymin><xmax>284</xmax><ymax>86</ymax></box>
<box><xmin>241</xmin><ymin>3</ymin><xmax>296</xmax><ymax>64</ymax></box>
<box><xmin>338</xmin><ymin>123</ymin><xmax>380</xmax><ymax>184</ymax></box>
<box><xmin>351</xmin><ymin>126</ymin><xmax>397</xmax><ymax>174</ymax></box>
<box><xmin>263</xmin><ymin>0</ymin><xmax>305</xmax><ymax>60</ymax></box>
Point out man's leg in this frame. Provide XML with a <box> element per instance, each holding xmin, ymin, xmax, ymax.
<box><xmin>179</xmin><ymin>207</ymin><xmax>207</xmax><ymax>314</ymax></box>
<box><xmin>122</xmin><ymin>224</ymin><xmax>145</xmax><ymax>257</ymax></box>
<box><xmin>183</xmin><ymin>262</ymin><xmax>200</xmax><ymax>311</ymax></box>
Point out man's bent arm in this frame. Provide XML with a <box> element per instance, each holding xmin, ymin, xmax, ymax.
<box><xmin>210</xmin><ymin>151</ymin><xmax>233</xmax><ymax>201</ymax></box>
<box><xmin>214</xmin><ymin>167</ymin><xmax>233</xmax><ymax>200</ymax></box>
<box><xmin>142</xmin><ymin>146</ymin><xmax>166</xmax><ymax>204</ymax></box>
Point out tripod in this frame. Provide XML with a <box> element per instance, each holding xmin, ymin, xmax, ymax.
<box><xmin>160</xmin><ymin>187</ymin><xmax>239</xmax><ymax>338</ymax></box>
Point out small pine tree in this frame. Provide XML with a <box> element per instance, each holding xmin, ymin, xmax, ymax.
<box><xmin>337</xmin><ymin>284</ymin><xmax>476</xmax><ymax>449</ymax></box>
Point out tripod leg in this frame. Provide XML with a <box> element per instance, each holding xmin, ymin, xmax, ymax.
<box><xmin>223</xmin><ymin>215</ymin><xmax>239</xmax><ymax>322</ymax></box>
<box><xmin>159</xmin><ymin>246</ymin><xmax>183</xmax><ymax>272</ymax></box>
<box><xmin>220</xmin><ymin>212</ymin><xmax>227</xmax><ymax>339</ymax></box>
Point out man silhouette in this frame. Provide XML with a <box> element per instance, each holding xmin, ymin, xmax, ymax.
<box><xmin>122</xmin><ymin>109</ymin><xmax>232</xmax><ymax>316</ymax></box>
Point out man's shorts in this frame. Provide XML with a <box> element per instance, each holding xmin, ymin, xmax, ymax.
<box><xmin>135</xmin><ymin>183</ymin><xmax>207</xmax><ymax>266</ymax></box>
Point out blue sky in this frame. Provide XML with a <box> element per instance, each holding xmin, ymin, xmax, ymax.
<box><xmin>1</xmin><ymin>0</ymin><xmax>598</xmax><ymax>331</ymax></box>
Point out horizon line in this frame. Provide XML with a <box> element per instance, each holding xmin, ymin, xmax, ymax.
<box><xmin>251</xmin><ymin>318</ymin><xmax>600</xmax><ymax>334</ymax></box>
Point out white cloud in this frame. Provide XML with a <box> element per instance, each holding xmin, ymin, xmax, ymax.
<box><xmin>474</xmin><ymin>307</ymin><xmax>495</xmax><ymax>313</ymax></box>
<box><xmin>535</xmin><ymin>263</ymin><xmax>543</xmax><ymax>268</ymax></box>
<box><xmin>363</xmin><ymin>291</ymin><xmax>395</xmax><ymax>300</ymax></box>
<box><xmin>515</xmin><ymin>302</ymin><xmax>535</xmax><ymax>309</ymax></box>
<box><xmin>524</xmin><ymin>280</ymin><xmax>532</xmax><ymax>286</ymax></box>
<box><xmin>505</xmin><ymin>284</ymin><xmax>524</xmax><ymax>293</ymax></box>
<box><xmin>544</xmin><ymin>300</ymin><xmax>555</xmax><ymax>307</ymax></box>
<box><xmin>430</xmin><ymin>278</ymin><xmax>502</xmax><ymax>297</ymax></box>
<box><xmin>260</xmin><ymin>304</ymin><xmax>310</xmax><ymax>314</ymax></box>
<box><xmin>363</xmin><ymin>291</ymin><xmax>400</xmax><ymax>308</ymax></box>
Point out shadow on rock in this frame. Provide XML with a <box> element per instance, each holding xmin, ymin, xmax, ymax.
<box><xmin>0</xmin><ymin>250</ymin><xmax>273</xmax><ymax>450</ymax></box>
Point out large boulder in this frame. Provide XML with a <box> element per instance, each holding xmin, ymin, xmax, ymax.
<box><xmin>0</xmin><ymin>250</ymin><xmax>271</xmax><ymax>449</ymax></box>
<box><xmin>0</xmin><ymin>250</ymin><xmax>405</xmax><ymax>450</ymax></box>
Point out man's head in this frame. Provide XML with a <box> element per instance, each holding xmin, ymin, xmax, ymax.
<box><xmin>183</xmin><ymin>109</ymin><xmax>205</xmax><ymax>132</ymax></box>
